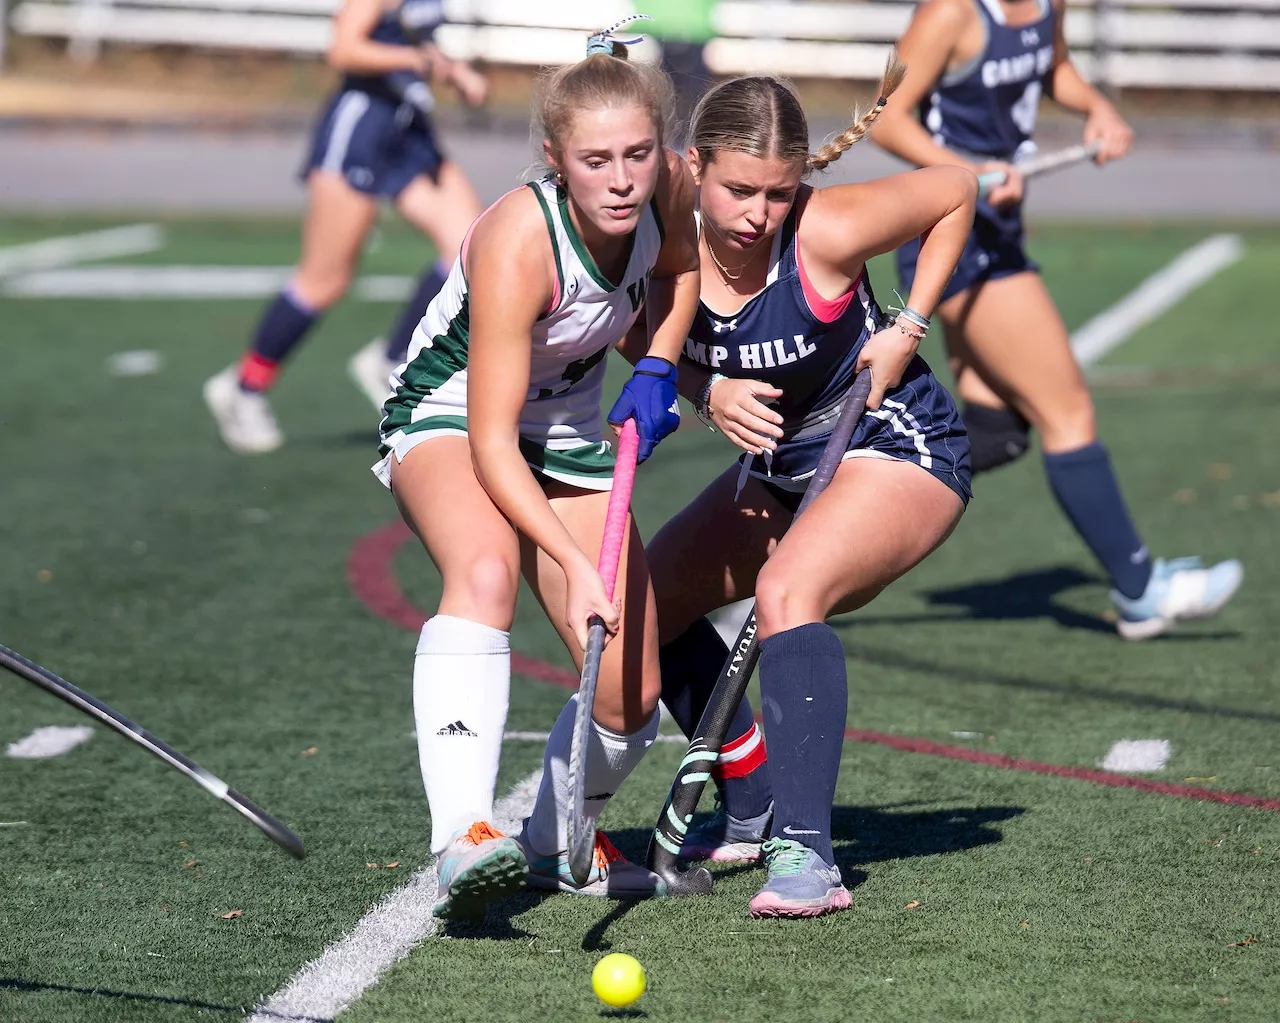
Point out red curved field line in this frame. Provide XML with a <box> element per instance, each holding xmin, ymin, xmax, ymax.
<box><xmin>348</xmin><ymin>521</ymin><xmax>1280</xmax><ymax>814</ymax></box>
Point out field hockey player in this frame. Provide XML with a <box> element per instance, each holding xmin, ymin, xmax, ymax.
<box><xmin>372</xmin><ymin>21</ymin><xmax>699</xmax><ymax>919</ymax></box>
<box><xmin>871</xmin><ymin>0</ymin><xmax>1243</xmax><ymax>639</ymax></box>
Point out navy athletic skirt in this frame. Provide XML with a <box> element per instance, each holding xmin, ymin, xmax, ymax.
<box><xmin>301</xmin><ymin>88</ymin><xmax>444</xmax><ymax>198</ymax></box>
<box><xmin>744</xmin><ymin>355</ymin><xmax>973</xmax><ymax>510</ymax></box>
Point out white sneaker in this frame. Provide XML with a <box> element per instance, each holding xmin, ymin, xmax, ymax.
<box><xmin>348</xmin><ymin>338</ymin><xmax>397</xmax><ymax>412</ymax></box>
<box><xmin>203</xmin><ymin>366</ymin><xmax>284</xmax><ymax>454</ymax></box>
<box><xmin>1111</xmin><ymin>556</ymin><xmax>1244</xmax><ymax>641</ymax></box>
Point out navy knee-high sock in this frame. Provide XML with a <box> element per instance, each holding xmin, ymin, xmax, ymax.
<box><xmin>240</xmin><ymin>285</ymin><xmax>318</xmax><ymax>392</ymax></box>
<box><xmin>659</xmin><ymin>618</ymin><xmax>772</xmax><ymax>820</ymax></box>
<box><xmin>1044</xmin><ymin>442</ymin><xmax>1152</xmax><ymax>599</ymax></box>
<box><xmin>759</xmin><ymin>622</ymin><xmax>847</xmax><ymax>865</ymax></box>
<box><xmin>383</xmin><ymin>261</ymin><xmax>448</xmax><ymax>363</ymax></box>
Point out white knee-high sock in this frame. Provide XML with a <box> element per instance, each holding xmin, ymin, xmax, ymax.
<box><xmin>414</xmin><ymin>615</ymin><xmax>511</xmax><ymax>854</ymax></box>
<box><xmin>523</xmin><ymin>694</ymin><xmax>661</xmax><ymax>856</ymax></box>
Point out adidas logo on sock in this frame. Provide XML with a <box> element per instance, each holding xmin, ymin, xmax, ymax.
<box><xmin>435</xmin><ymin>720</ymin><xmax>478</xmax><ymax>737</ymax></box>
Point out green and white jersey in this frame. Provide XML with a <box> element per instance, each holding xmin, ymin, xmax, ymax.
<box><xmin>374</xmin><ymin>174</ymin><xmax>664</xmax><ymax>490</ymax></box>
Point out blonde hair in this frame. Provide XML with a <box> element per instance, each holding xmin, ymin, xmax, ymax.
<box><xmin>690</xmin><ymin>52</ymin><xmax>907</xmax><ymax>173</ymax></box>
<box><xmin>534</xmin><ymin>40</ymin><xmax>675</xmax><ymax>169</ymax></box>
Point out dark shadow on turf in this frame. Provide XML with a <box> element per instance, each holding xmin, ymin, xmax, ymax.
<box><xmin>0</xmin><ymin>977</ymin><xmax>330</xmax><ymax>1022</ymax></box>
<box><xmin>831</xmin><ymin>803</ymin><xmax>1024</xmax><ymax>874</ymax></box>
<box><xmin>835</xmin><ymin>639</ymin><xmax>1278</xmax><ymax>725</ymax></box>
<box><xmin>835</xmin><ymin>565</ymin><xmax>1242</xmax><ymax>642</ymax></box>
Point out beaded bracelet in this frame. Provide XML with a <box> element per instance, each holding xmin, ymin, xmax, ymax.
<box><xmin>694</xmin><ymin>373</ymin><xmax>726</xmax><ymax>429</ymax></box>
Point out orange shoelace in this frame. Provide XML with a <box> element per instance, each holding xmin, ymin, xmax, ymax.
<box><xmin>594</xmin><ymin>832</ymin><xmax>625</xmax><ymax>870</ymax></box>
<box><xmin>464</xmin><ymin>821</ymin><xmax>505</xmax><ymax>846</ymax></box>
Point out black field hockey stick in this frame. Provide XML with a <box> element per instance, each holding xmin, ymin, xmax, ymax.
<box><xmin>646</xmin><ymin>367</ymin><xmax>873</xmax><ymax>895</ymax></box>
<box><xmin>0</xmin><ymin>643</ymin><xmax>306</xmax><ymax>859</ymax></box>
<box><xmin>977</xmin><ymin>140</ymin><xmax>1103</xmax><ymax>197</ymax></box>
<box><xmin>567</xmin><ymin>418</ymin><xmax>641</xmax><ymax>885</ymax></box>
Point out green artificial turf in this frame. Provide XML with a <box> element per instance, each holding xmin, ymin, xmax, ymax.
<box><xmin>1</xmin><ymin>217</ymin><xmax>1277</xmax><ymax>1022</ymax></box>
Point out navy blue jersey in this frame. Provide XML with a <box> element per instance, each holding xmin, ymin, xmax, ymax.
<box><xmin>681</xmin><ymin>189</ymin><xmax>883</xmax><ymax>428</ymax></box>
<box><xmin>919</xmin><ymin>0</ymin><xmax>1056</xmax><ymax>159</ymax></box>
<box><xmin>342</xmin><ymin>0</ymin><xmax>445</xmax><ymax>102</ymax></box>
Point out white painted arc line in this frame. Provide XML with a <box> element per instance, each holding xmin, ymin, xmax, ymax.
<box><xmin>0</xmin><ymin>224</ymin><xmax>165</xmax><ymax>278</ymax></box>
<box><xmin>1</xmin><ymin>265</ymin><xmax>414</xmax><ymax>300</ymax></box>
<box><xmin>247</xmin><ymin>770</ymin><xmax>542</xmax><ymax>1023</ymax></box>
<box><xmin>1072</xmin><ymin>233</ymin><xmax>1243</xmax><ymax>366</ymax></box>
<box><xmin>5</xmin><ymin>725</ymin><xmax>95</xmax><ymax>759</ymax></box>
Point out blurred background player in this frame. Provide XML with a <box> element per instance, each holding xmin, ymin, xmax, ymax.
<box><xmin>871</xmin><ymin>0</ymin><xmax>1243</xmax><ymax>640</ymax></box>
<box><xmin>527</xmin><ymin>61</ymin><xmax>977</xmax><ymax>918</ymax></box>
<box><xmin>204</xmin><ymin>0</ymin><xmax>487</xmax><ymax>454</ymax></box>
<box><xmin>645</xmin><ymin>0</ymin><xmax>716</xmax><ymax>140</ymax></box>
<box><xmin>374</xmin><ymin>26</ymin><xmax>700</xmax><ymax>918</ymax></box>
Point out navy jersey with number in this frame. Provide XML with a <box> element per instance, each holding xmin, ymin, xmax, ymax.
<box><xmin>342</xmin><ymin>0</ymin><xmax>445</xmax><ymax>101</ymax></box>
<box><xmin>919</xmin><ymin>0</ymin><xmax>1056</xmax><ymax>159</ymax></box>
<box><xmin>680</xmin><ymin>189</ymin><xmax>882</xmax><ymax>428</ymax></box>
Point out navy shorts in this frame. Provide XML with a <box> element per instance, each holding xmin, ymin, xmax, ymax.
<box><xmin>897</xmin><ymin>197</ymin><xmax>1038</xmax><ymax>303</ymax></box>
<box><xmin>750</xmin><ymin>355</ymin><xmax>973</xmax><ymax>510</ymax></box>
<box><xmin>301</xmin><ymin>88</ymin><xmax>444</xmax><ymax>198</ymax></box>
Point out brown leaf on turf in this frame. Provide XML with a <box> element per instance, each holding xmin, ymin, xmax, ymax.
<box><xmin>1082</xmin><ymin>857</ymin><xmax>1093</xmax><ymax>864</ymax></box>
<box><xmin>195</xmin><ymin>874</ymin><xmax>204</xmax><ymax>880</ymax></box>
<box><xmin>1260</xmin><ymin>491</ymin><xmax>1280</xmax><ymax>509</ymax></box>
<box><xmin>161</xmin><ymin>904</ymin><xmax>170</xmax><ymax>912</ymax></box>
<box><xmin>904</xmin><ymin>900</ymin><xmax>920</xmax><ymax>910</ymax></box>
<box><xmin>36</xmin><ymin>569</ymin><xmax>53</xmax><ymax>583</ymax></box>
<box><xmin>1228</xmin><ymin>936</ymin><xmax>1257</xmax><ymax>948</ymax></box>
<box><xmin>1209</xmin><ymin>463</ymin><xmax>1233</xmax><ymax>480</ymax></box>
<box><xmin>1172</xmin><ymin>488</ymin><xmax>1197</xmax><ymax>504</ymax></box>
<box><xmin>1020</xmin><ymin>921</ymin><xmax>1030</xmax><ymax>928</ymax></box>
<box><xmin>184</xmin><ymin>860</ymin><xmax>197</xmax><ymax>868</ymax></box>
<box><xmin>300</xmin><ymin>747</ymin><xmax>318</xmax><ymax>757</ymax></box>
<box><xmin>219</xmin><ymin>910</ymin><xmax>243</xmax><ymax>919</ymax></box>
<box><xmin>178</xmin><ymin>841</ymin><xmax>187</xmax><ymax>847</ymax></box>
<box><xmin>385</xmin><ymin>861</ymin><xmax>400</xmax><ymax>869</ymax></box>
<box><xmin>1217</xmin><ymin>997</ymin><xmax>1230</xmax><ymax>1004</ymax></box>
<box><xmin>366</xmin><ymin>862</ymin><xmax>379</xmax><ymax>869</ymax></box>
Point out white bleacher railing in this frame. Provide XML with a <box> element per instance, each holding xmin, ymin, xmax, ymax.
<box><xmin>5</xmin><ymin>0</ymin><xmax>1280</xmax><ymax>92</ymax></box>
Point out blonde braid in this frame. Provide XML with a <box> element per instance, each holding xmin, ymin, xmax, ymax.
<box><xmin>807</xmin><ymin>52</ymin><xmax>908</xmax><ymax>171</ymax></box>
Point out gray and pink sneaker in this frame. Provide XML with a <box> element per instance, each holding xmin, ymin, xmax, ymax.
<box><xmin>749</xmin><ymin>838</ymin><xmax>851</xmax><ymax>918</ymax></box>
<box><xmin>680</xmin><ymin>800</ymin><xmax>772</xmax><ymax>864</ymax></box>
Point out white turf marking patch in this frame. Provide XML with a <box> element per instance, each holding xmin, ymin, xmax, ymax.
<box><xmin>1072</xmin><ymin>234</ymin><xmax>1243</xmax><ymax>366</ymax></box>
<box><xmin>0</xmin><ymin>224</ymin><xmax>165</xmax><ymax>278</ymax></box>
<box><xmin>248</xmin><ymin>771</ymin><xmax>542</xmax><ymax>1023</ymax></box>
<box><xmin>6</xmin><ymin>725</ymin><xmax>94</xmax><ymax>759</ymax></box>
<box><xmin>106</xmin><ymin>350</ymin><xmax>164</xmax><ymax>376</ymax></box>
<box><xmin>1</xmin><ymin>265</ymin><xmax>413</xmax><ymax>301</ymax></box>
<box><xmin>1100</xmin><ymin>739</ymin><xmax>1172</xmax><ymax>773</ymax></box>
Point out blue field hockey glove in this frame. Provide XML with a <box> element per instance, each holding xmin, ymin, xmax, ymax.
<box><xmin>608</xmin><ymin>357</ymin><xmax>680</xmax><ymax>464</ymax></box>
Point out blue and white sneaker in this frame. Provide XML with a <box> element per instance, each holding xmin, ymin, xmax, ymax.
<box><xmin>749</xmin><ymin>837</ymin><xmax>851</xmax><ymax>918</ymax></box>
<box><xmin>516</xmin><ymin>828</ymin><xmax>666</xmax><ymax>899</ymax></box>
<box><xmin>1111</xmin><ymin>556</ymin><xmax>1243</xmax><ymax>641</ymax></box>
<box><xmin>680</xmin><ymin>798</ymin><xmax>773</xmax><ymax>864</ymax></box>
<box><xmin>432</xmin><ymin>821</ymin><xmax>528</xmax><ymax>920</ymax></box>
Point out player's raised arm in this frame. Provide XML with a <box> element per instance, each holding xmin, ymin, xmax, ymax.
<box><xmin>607</xmin><ymin>149</ymin><xmax>701</xmax><ymax>461</ymax></box>
<box><xmin>1044</xmin><ymin>0</ymin><xmax>1133</xmax><ymax>163</ymax></box>
<box><xmin>328</xmin><ymin>0</ymin><xmax>425</xmax><ymax>75</ymax></box>
<box><xmin>868</xmin><ymin>0</ymin><xmax>975</xmax><ymax>171</ymax></box>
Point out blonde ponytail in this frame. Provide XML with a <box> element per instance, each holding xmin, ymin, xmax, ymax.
<box><xmin>807</xmin><ymin>52</ymin><xmax>907</xmax><ymax>171</ymax></box>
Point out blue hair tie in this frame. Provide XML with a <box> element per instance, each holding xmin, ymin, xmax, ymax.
<box><xmin>586</xmin><ymin>13</ymin><xmax>652</xmax><ymax>56</ymax></box>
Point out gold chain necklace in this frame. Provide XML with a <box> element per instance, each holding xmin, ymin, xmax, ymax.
<box><xmin>701</xmin><ymin>223</ymin><xmax>753</xmax><ymax>281</ymax></box>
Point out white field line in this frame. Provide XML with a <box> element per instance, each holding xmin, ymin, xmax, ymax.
<box><xmin>6</xmin><ymin>725</ymin><xmax>94</xmax><ymax>759</ymax></box>
<box><xmin>0</xmin><ymin>224</ymin><xmax>165</xmax><ymax>278</ymax></box>
<box><xmin>1072</xmin><ymin>233</ymin><xmax>1243</xmax><ymax>366</ymax></box>
<box><xmin>247</xmin><ymin>771</ymin><xmax>542</xmax><ymax>1023</ymax></box>
<box><xmin>1</xmin><ymin>265</ymin><xmax>413</xmax><ymax>301</ymax></box>
<box><xmin>1100</xmin><ymin>739</ymin><xmax>1172</xmax><ymax>773</ymax></box>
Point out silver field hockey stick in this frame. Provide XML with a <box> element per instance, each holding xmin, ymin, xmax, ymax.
<box><xmin>977</xmin><ymin>140</ymin><xmax>1103</xmax><ymax>196</ymax></box>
